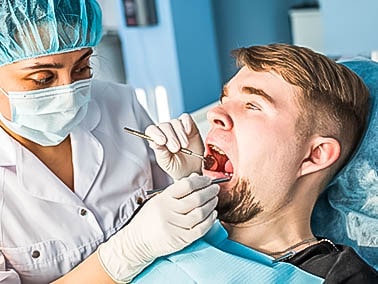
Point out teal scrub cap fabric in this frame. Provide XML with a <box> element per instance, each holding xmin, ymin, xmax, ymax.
<box><xmin>312</xmin><ymin>58</ymin><xmax>378</xmax><ymax>269</ymax></box>
<box><xmin>0</xmin><ymin>0</ymin><xmax>102</xmax><ymax>66</ymax></box>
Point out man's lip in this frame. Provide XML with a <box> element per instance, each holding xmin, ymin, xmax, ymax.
<box><xmin>202</xmin><ymin>169</ymin><xmax>235</xmax><ymax>181</ymax></box>
<box><xmin>203</xmin><ymin>169</ymin><xmax>236</xmax><ymax>190</ymax></box>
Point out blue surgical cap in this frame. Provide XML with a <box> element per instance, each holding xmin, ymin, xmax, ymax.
<box><xmin>0</xmin><ymin>0</ymin><xmax>103</xmax><ymax>67</ymax></box>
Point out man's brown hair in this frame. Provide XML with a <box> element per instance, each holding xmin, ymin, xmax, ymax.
<box><xmin>232</xmin><ymin>43</ymin><xmax>370</xmax><ymax>173</ymax></box>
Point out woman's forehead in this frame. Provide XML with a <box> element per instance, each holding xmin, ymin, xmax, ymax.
<box><xmin>3</xmin><ymin>48</ymin><xmax>92</xmax><ymax>70</ymax></box>
<box><xmin>21</xmin><ymin>49</ymin><xmax>92</xmax><ymax>65</ymax></box>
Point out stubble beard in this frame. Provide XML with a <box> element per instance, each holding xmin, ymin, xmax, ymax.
<box><xmin>216</xmin><ymin>178</ymin><xmax>263</xmax><ymax>224</ymax></box>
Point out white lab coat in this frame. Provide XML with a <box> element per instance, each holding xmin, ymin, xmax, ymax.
<box><xmin>0</xmin><ymin>80</ymin><xmax>170</xmax><ymax>284</ymax></box>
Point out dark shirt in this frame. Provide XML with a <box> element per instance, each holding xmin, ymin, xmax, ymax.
<box><xmin>286</xmin><ymin>239</ymin><xmax>378</xmax><ymax>283</ymax></box>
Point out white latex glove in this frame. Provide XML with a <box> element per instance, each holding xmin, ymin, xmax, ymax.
<box><xmin>97</xmin><ymin>174</ymin><xmax>219</xmax><ymax>283</ymax></box>
<box><xmin>145</xmin><ymin>113</ymin><xmax>204</xmax><ymax>180</ymax></box>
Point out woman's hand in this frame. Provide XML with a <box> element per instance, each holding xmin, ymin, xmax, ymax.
<box><xmin>97</xmin><ymin>174</ymin><xmax>219</xmax><ymax>283</ymax></box>
<box><xmin>145</xmin><ymin>113</ymin><xmax>204</xmax><ymax>180</ymax></box>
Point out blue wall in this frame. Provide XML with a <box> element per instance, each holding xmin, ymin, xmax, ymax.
<box><xmin>319</xmin><ymin>0</ymin><xmax>378</xmax><ymax>57</ymax></box>
<box><xmin>212</xmin><ymin>0</ymin><xmax>303</xmax><ymax>82</ymax></box>
<box><xmin>117</xmin><ymin>0</ymin><xmax>309</xmax><ymax>117</ymax></box>
<box><xmin>170</xmin><ymin>1</ymin><xmax>221</xmax><ymax>113</ymax></box>
<box><xmin>118</xmin><ymin>0</ymin><xmax>221</xmax><ymax>119</ymax></box>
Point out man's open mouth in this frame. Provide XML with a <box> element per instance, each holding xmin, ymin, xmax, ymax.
<box><xmin>204</xmin><ymin>144</ymin><xmax>234</xmax><ymax>177</ymax></box>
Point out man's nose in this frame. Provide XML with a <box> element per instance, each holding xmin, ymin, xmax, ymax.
<box><xmin>207</xmin><ymin>104</ymin><xmax>233</xmax><ymax>130</ymax></box>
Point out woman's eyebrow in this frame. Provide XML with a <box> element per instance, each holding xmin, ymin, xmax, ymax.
<box><xmin>74</xmin><ymin>49</ymin><xmax>93</xmax><ymax>64</ymax></box>
<box><xmin>21</xmin><ymin>49</ymin><xmax>93</xmax><ymax>70</ymax></box>
<box><xmin>22</xmin><ymin>62</ymin><xmax>64</xmax><ymax>70</ymax></box>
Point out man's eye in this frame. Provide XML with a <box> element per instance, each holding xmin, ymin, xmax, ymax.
<box><xmin>245</xmin><ymin>102</ymin><xmax>260</xmax><ymax>110</ymax></box>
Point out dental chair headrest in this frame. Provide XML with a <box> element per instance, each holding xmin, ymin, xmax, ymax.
<box><xmin>312</xmin><ymin>58</ymin><xmax>378</xmax><ymax>269</ymax></box>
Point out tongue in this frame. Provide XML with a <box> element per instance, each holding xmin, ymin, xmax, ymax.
<box><xmin>204</xmin><ymin>154</ymin><xmax>233</xmax><ymax>173</ymax></box>
<box><xmin>204</xmin><ymin>155</ymin><xmax>218</xmax><ymax>171</ymax></box>
<box><xmin>224</xmin><ymin>160</ymin><xmax>233</xmax><ymax>173</ymax></box>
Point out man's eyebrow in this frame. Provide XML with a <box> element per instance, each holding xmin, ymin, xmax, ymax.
<box><xmin>242</xmin><ymin>86</ymin><xmax>274</xmax><ymax>104</ymax></box>
<box><xmin>21</xmin><ymin>49</ymin><xmax>93</xmax><ymax>70</ymax></box>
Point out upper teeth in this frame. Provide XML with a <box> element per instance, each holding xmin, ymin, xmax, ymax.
<box><xmin>210</xmin><ymin>144</ymin><xmax>226</xmax><ymax>155</ymax></box>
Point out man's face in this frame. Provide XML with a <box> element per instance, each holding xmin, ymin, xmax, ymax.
<box><xmin>203</xmin><ymin>66</ymin><xmax>308</xmax><ymax>224</ymax></box>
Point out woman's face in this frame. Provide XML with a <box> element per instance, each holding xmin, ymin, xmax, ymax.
<box><xmin>0</xmin><ymin>48</ymin><xmax>93</xmax><ymax>120</ymax></box>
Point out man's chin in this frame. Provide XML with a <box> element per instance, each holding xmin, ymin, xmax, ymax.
<box><xmin>216</xmin><ymin>178</ymin><xmax>263</xmax><ymax>224</ymax></box>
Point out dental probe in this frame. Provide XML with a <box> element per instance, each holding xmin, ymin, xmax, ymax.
<box><xmin>146</xmin><ymin>176</ymin><xmax>231</xmax><ymax>195</ymax></box>
<box><xmin>123</xmin><ymin>126</ymin><xmax>206</xmax><ymax>161</ymax></box>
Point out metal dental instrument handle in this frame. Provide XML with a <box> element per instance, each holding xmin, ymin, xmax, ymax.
<box><xmin>123</xmin><ymin>126</ymin><xmax>206</xmax><ymax>161</ymax></box>
<box><xmin>146</xmin><ymin>176</ymin><xmax>231</xmax><ymax>195</ymax></box>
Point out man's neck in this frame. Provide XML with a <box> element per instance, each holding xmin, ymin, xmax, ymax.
<box><xmin>223</xmin><ymin>206</ymin><xmax>315</xmax><ymax>257</ymax></box>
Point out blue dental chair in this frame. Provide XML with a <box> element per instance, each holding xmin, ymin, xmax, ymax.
<box><xmin>311</xmin><ymin>58</ymin><xmax>378</xmax><ymax>270</ymax></box>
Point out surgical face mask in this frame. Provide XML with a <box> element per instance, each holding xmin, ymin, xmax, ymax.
<box><xmin>0</xmin><ymin>79</ymin><xmax>92</xmax><ymax>146</ymax></box>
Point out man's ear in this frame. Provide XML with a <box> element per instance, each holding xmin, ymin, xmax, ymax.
<box><xmin>299</xmin><ymin>137</ymin><xmax>341</xmax><ymax>177</ymax></box>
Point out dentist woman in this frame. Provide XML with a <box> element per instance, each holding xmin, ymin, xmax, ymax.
<box><xmin>0</xmin><ymin>1</ymin><xmax>218</xmax><ymax>283</ymax></box>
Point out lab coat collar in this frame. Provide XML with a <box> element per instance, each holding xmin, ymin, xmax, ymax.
<box><xmin>69</xmin><ymin>93</ymin><xmax>104</xmax><ymax>200</ymax></box>
<box><xmin>70</xmin><ymin>125</ymin><xmax>104</xmax><ymax>200</ymax></box>
<box><xmin>13</xmin><ymin>125</ymin><xmax>104</xmax><ymax>205</ymax></box>
<box><xmin>0</xmin><ymin>126</ymin><xmax>17</xmax><ymax>166</ymax></box>
<box><xmin>16</xmin><ymin>144</ymin><xmax>83</xmax><ymax>205</ymax></box>
<box><xmin>79</xmin><ymin>95</ymin><xmax>101</xmax><ymax>131</ymax></box>
<box><xmin>0</xmin><ymin>97</ymin><xmax>104</xmax><ymax>204</ymax></box>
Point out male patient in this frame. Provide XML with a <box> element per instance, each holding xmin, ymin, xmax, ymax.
<box><xmin>133</xmin><ymin>44</ymin><xmax>378</xmax><ymax>283</ymax></box>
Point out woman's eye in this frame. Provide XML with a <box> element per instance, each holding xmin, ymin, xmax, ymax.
<box><xmin>74</xmin><ymin>65</ymin><xmax>92</xmax><ymax>74</ymax></box>
<box><xmin>245</xmin><ymin>102</ymin><xmax>260</xmax><ymax>110</ymax></box>
<box><xmin>34</xmin><ymin>76</ymin><xmax>53</xmax><ymax>85</ymax></box>
<box><xmin>27</xmin><ymin>71</ymin><xmax>54</xmax><ymax>86</ymax></box>
<box><xmin>72</xmin><ymin>65</ymin><xmax>93</xmax><ymax>79</ymax></box>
